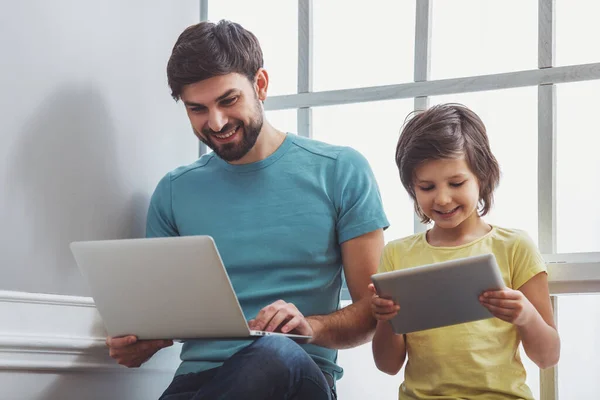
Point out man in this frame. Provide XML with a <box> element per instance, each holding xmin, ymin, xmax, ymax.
<box><xmin>106</xmin><ymin>20</ymin><xmax>388</xmax><ymax>399</ymax></box>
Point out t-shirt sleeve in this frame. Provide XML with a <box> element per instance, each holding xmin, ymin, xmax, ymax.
<box><xmin>511</xmin><ymin>231</ymin><xmax>547</xmax><ymax>289</ymax></box>
<box><xmin>333</xmin><ymin>147</ymin><xmax>390</xmax><ymax>244</ymax></box>
<box><xmin>146</xmin><ymin>173</ymin><xmax>179</xmax><ymax>238</ymax></box>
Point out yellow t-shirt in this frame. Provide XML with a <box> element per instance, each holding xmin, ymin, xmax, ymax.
<box><xmin>378</xmin><ymin>226</ymin><xmax>547</xmax><ymax>400</ymax></box>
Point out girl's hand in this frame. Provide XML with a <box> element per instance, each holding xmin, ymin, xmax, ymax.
<box><xmin>479</xmin><ymin>288</ymin><xmax>538</xmax><ymax>327</ymax></box>
<box><xmin>368</xmin><ymin>283</ymin><xmax>400</xmax><ymax>321</ymax></box>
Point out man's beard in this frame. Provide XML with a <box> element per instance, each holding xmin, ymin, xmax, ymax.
<box><xmin>199</xmin><ymin>106</ymin><xmax>263</xmax><ymax>162</ymax></box>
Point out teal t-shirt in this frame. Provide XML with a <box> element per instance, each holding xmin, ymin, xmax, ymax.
<box><xmin>146</xmin><ymin>133</ymin><xmax>389</xmax><ymax>380</ymax></box>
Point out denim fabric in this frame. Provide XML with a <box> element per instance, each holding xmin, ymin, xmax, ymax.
<box><xmin>159</xmin><ymin>335</ymin><xmax>336</xmax><ymax>400</ymax></box>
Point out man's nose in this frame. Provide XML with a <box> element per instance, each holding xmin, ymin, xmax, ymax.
<box><xmin>207</xmin><ymin>109</ymin><xmax>228</xmax><ymax>133</ymax></box>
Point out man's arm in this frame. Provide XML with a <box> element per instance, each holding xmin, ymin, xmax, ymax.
<box><xmin>306</xmin><ymin>228</ymin><xmax>384</xmax><ymax>349</ymax></box>
<box><xmin>248</xmin><ymin>229</ymin><xmax>385</xmax><ymax>349</ymax></box>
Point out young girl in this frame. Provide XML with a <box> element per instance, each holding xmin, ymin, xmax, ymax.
<box><xmin>370</xmin><ymin>104</ymin><xmax>560</xmax><ymax>399</ymax></box>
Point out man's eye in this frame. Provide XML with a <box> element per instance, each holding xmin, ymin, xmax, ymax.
<box><xmin>221</xmin><ymin>97</ymin><xmax>238</xmax><ymax>106</ymax></box>
<box><xmin>189</xmin><ymin>107</ymin><xmax>205</xmax><ymax>113</ymax></box>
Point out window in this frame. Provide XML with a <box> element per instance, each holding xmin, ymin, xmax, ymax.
<box><xmin>556</xmin><ymin>0</ymin><xmax>600</xmax><ymax>66</ymax></box>
<box><xmin>430</xmin><ymin>0</ymin><xmax>537</xmax><ymax>79</ymax></box>
<box><xmin>313</xmin><ymin>0</ymin><xmax>415</xmax><ymax>91</ymax></box>
<box><xmin>210</xmin><ymin>2</ymin><xmax>600</xmax><ymax>398</ymax></box>
<box><xmin>265</xmin><ymin>109</ymin><xmax>297</xmax><ymax>136</ymax></box>
<box><xmin>556</xmin><ymin>81</ymin><xmax>600</xmax><ymax>254</ymax></box>
<box><xmin>208</xmin><ymin>0</ymin><xmax>298</xmax><ymax>96</ymax></box>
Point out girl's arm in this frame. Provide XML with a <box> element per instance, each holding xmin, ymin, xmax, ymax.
<box><xmin>369</xmin><ymin>283</ymin><xmax>407</xmax><ymax>374</ymax></box>
<box><xmin>480</xmin><ymin>272</ymin><xmax>560</xmax><ymax>369</ymax></box>
<box><xmin>515</xmin><ymin>272</ymin><xmax>560</xmax><ymax>368</ymax></box>
<box><xmin>372</xmin><ymin>320</ymin><xmax>406</xmax><ymax>375</ymax></box>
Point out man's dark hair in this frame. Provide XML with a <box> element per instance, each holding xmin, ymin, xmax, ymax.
<box><xmin>167</xmin><ymin>20</ymin><xmax>264</xmax><ymax>100</ymax></box>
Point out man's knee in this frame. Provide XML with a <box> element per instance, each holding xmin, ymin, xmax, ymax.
<box><xmin>249</xmin><ymin>335</ymin><xmax>311</xmax><ymax>367</ymax></box>
<box><xmin>219</xmin><ymin>336</ymin><xmax>331</xmax><ymax>399</ymax></box>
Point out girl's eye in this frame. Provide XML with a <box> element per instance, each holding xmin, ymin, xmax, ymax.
<box><xmin>450</xmin><ymin>181</ymin><xmax>466</xmax><ymax>188</ymax></box>
<box><xmin>418</xmin><ymin>186</ymin><xmax>434</xmax><ymax>192</ymax></box>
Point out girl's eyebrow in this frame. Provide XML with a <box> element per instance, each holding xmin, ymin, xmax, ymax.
<box><xmin>416</xmin><ymin>173</ymin><xmax>468</xmax><ymax>183</ymax></box>
<box><xmin>448</xmin><ymin>173</ymin><xmax>468</xmax><ymax>179</ymax></box>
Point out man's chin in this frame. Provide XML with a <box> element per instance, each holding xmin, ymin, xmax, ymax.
<box><xmin>214</xmin><ymin>146</ymin><xmax>250</xmax><ymax>162</ymax></box>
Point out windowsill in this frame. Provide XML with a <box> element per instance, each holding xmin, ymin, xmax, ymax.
<box><xmin>546</xmin><ymin>253</ymin><xmax>600</xmax><ymax>295</ymax></box>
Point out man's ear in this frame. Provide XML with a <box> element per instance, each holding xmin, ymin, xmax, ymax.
<box><xmin>254</xmin><ymin>68</ymin><xmax>269</xmax><ymax>102</ymax></box>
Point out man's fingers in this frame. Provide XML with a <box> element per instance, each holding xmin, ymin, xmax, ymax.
<box><xmin>106</xmin><ymin>335</ymin><xmax>137</xmax><ymax>349</ymax></box>
<box><xmin>109</xmin><ymin>339</ymin><xmax>170</xmax><ymax>358</ymax></box>
<box><xmin>281</xmin><ymin>315</ymin><xmax>303</xmax><ymax>333</ymax></box>
<box><xmin>251</xmin><ymin>300</ymin><xmax>287</xmax><ymax>330</ymax></box>
<box><xmin>265</xmin><ymin>309</ymin><xmax>293</xmax><ymax>332</ymax></box>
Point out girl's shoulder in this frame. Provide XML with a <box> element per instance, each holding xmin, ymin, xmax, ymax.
<box><xmin>384</xmin><ymin>232</ymin><xmax>427</xmax><ymax>254</ymax></box>
<box><xmin>490</xmin><ymin>225</ymin><xmax>537</xmax><ymax>250</ymax></box>
<box><xmin>385</xmin><ymin>232</ymin><xmax>425</xmax><ymax>248</ymax></box>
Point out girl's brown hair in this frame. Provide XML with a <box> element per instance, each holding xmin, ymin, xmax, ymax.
<box><xmin>395</xmin><ymin>104</ymin><xmax>500</xmax><ymax>224</ymax></box>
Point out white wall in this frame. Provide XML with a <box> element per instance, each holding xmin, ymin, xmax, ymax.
<box><xmin>0</xmin><ymin>2</ymin><xmax>198</xmax><ymax>398</ymax></box>
<box><xmin>0</xmin><ymin>0</ymin><xmax>199</xmax><ymax>296</ymax></box>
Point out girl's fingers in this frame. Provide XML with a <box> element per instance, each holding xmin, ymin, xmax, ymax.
<box><xmin>480</xmin><ymin>297</ymin><xmax>519</xmax><ymax>309</ymax></box>
<box><xmin>482</xmin><ymin>303</ymin><xmax>513</xmax><ymax>318</ymax></box>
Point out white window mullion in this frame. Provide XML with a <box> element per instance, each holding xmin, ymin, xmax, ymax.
<box><xmin>297</xmin><ymin>0</ymin><xmax>313</xmax><ymax>138</ymax></box>
<box><xmin>412</xmin><ymin>0</ymin><xmax>432</xmax><ymax>234</ymax></box>
<box><xmin>199</xmin><ymin>0</ymin><xmax>209</xmax><ymax>157</ymax></box>
<box><xmin>538</xmin><ymin>0</ymin><xmax>558</xmax><ymax>398</ymax></box>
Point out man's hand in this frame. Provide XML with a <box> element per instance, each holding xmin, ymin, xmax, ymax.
<box><xmin>106</xmin><ymin>335</ymin><xmax>173</xmax><ymax>368</ymax></box>
<box><xmin>368</xmin><ymin>283</ymin><xmax>400</xmax><ymax>322</ymax></box>
<box><xmin>248</xmin><ymin>300</ymin><xmax>313</xmax><ymax>337</ymax></box>
<box><xmin>479</xmin><ymin>288</ymin><xmax>538</xmax><ymax>327</ymax></box>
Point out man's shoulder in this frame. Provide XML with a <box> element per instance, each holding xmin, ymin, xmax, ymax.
<box><xmin>163</xmin><ymin>153</ymin><xmax>218</xmax><ymax>183</ymax></box>
<box><xmin>289</xmin><ymin>134</ymin><xmax>358</xmax><ymax>163</ymax></box>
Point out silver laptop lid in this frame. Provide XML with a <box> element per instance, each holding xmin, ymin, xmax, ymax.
<box><xmin>70</xmin><ymin>236</ymin><xmax>252</xmax><ymax>340</ymax></box>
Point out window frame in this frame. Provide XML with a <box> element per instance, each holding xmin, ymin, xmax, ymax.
<box><xmin>200</xmin><ymin>2</ymin><xmax>600</xmax><ymax>398</ymax></box>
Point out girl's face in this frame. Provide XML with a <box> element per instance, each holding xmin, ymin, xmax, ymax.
<box><xmin>413</xmin><ymin>156</ymin><xmax>481</xmax><ymax>230</ymax></box>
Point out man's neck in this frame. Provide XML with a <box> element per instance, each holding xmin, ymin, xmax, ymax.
<box><xmin>228</xmin><ymin>122</ymin><xmax>286</xmax><ymax>165</ymax></box>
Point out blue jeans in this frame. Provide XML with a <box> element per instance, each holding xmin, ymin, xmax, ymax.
<box><xmin>159</xmin><ymin>335</ymin><xmax>336</xmax><ymax>400</ymax></box>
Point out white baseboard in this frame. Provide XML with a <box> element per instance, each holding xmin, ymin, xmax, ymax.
<box><xmin>0</xmin><ymin>290</ymin><xmax>181</xmax><ymax>372</ymax></box>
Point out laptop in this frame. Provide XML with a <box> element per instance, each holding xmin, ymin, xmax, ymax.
<box><xmin>70</xmin><ymin>236</ymin><xmax>311</xmax><ymax>341</ymax></box>
<box><xmin>371</xmin><ymin>253</ymin><xmax>505</xmax><ymax>334</ymax></box>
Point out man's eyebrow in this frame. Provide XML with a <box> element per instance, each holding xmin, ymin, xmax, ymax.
<box><xmin>183</xmin><ymin>89</ymin><xmax>240</xmax><ymax>108</ymax></box>
<box><xmin>216</xmin><ymin>89</ymin><xmax>239</xmax><ymax>102</ymax></box>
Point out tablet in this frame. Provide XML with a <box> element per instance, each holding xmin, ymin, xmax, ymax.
<box><xmin>371</xmin><ymin>253</ymin><xmax>505</xmax><ymax>334</ymax></box>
